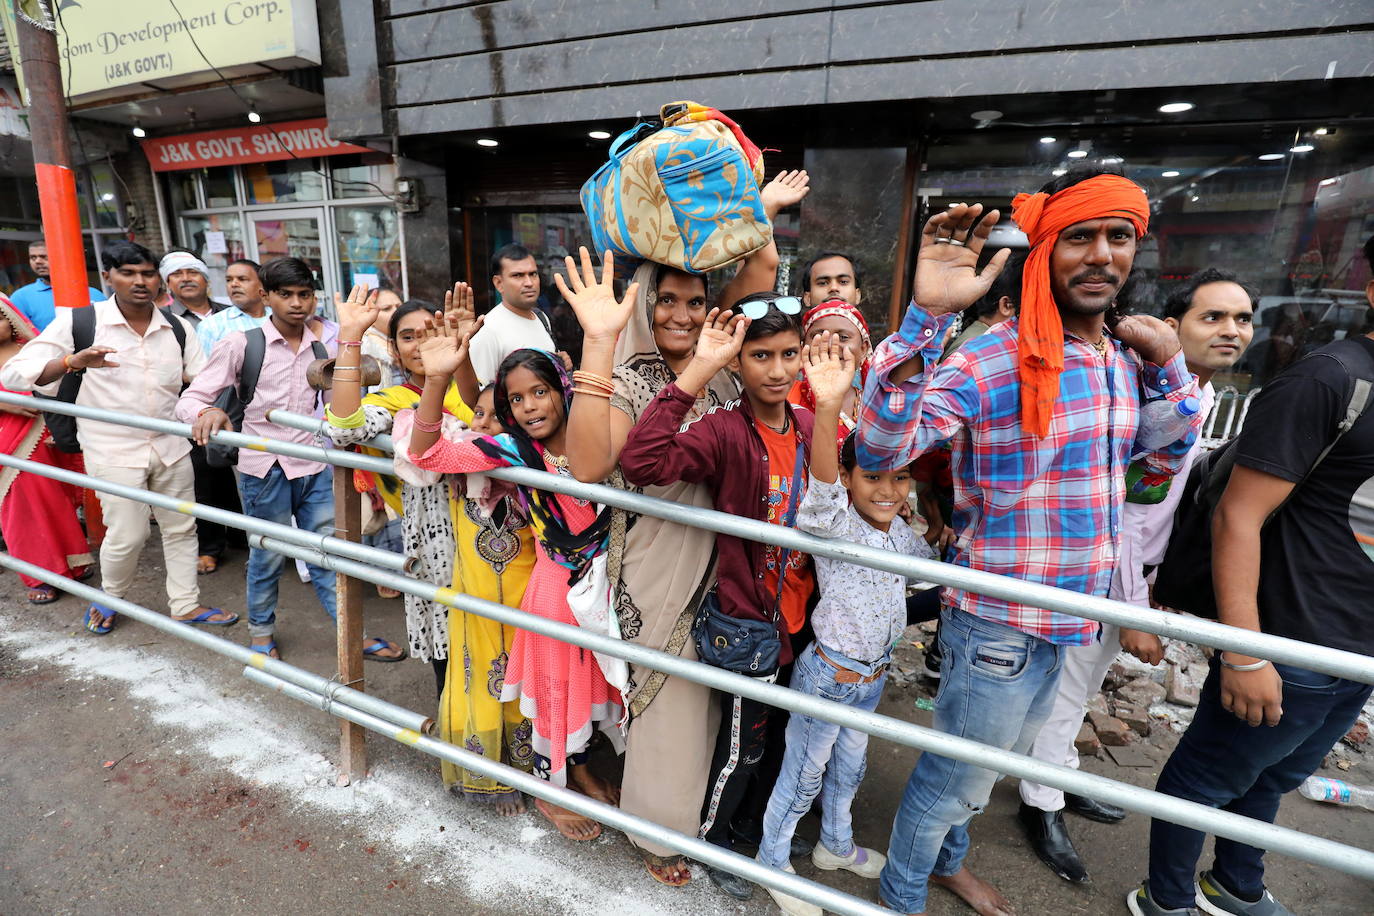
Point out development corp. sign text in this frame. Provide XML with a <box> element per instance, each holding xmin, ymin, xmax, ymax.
<box><xmin>47</xmin><ymin>0</ymin><xmax>321</xmax><ymax>101</ymax></box>
<box><xmin>142</xmin><ymin>119</ymin><xmax>372</xmax><ymax>171</ymax></box>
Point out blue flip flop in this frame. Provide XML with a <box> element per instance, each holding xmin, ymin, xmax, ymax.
<box><xmin>181</xmin><ymin>607</ymin><xmax>240</xmax><ymax>627</ymax></box>
<box><xmin>84</xmin><ymin>604</ymin><xmax>116</xmax><ymax>636</ymax></box>
<box><xmin>249</xmin><ymin>640</ymin><xmax>279</xmax><ymax>659</ymax></box>
<box><xmin>362</xmin><ymin>638</ymin><xmax>406</xmax><ymax>663</ymax></box>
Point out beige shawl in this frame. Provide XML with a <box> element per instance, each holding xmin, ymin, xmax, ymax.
<box><xmin>607</xmin><ymin>261</ymin><xmax>738</xmax><ymax>716</ymax></box>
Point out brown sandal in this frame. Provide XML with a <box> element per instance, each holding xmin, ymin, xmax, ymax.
<box><xmin>534</xmin><ymin>798</ymin><xmax>601</xmax><ymax>842</ymax></box>
<box><xmin>642</xmin><ymin>852</ymin><xmax>691</xmax><ymax>887</ymax></box>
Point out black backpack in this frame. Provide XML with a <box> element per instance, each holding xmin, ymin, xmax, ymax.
<box><xmin>44</xmin><ymin>305</ymin><xmax>188</xmax><ymax>454</ymax></box>
<box><xmin>204</xmin><ymin>327</ymin><xmax>328</xmax><ymax>468</ymax></box>
<box><xmin>1151</xmin><ymin>343</ymin><xmax>1374</xmax><ymax>618</ymax></box>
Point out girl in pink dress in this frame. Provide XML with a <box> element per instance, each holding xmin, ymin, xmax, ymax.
<box><xmin>399</xmin><ymin>337</ymin><xmax>622</xmax><ymax>843</ymax></box>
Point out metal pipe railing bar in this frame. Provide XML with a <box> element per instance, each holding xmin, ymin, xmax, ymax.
<box><xmin>239</xmin><ymin>665</ymin><xmax>894</xmax><ymax>916</ymax></box>
<box><xmin>0</xmin><ymin>552</ymin><xmax>433</xmax><ymax>734</ymax></box>
<box><xmin>0</xmin><ymin>390</ymin><xmax>395</xmax><ymax>476</ymax></box>
<box><xmin>0</xmin><ymin>450</ymin><xmax>414</xmax><ymax>575</ymax></box>
<box><xmin>253</xmin><ymin>532</ymin><xmax>1374</xmax><ymax>882</ymax></box>
<box><xmin>262</xmin><ymin>406</ymin><xmax>1374</xmax><ymax>684</ymax></box>
<box><xmin>265</xmin><ymin>407</ymin><xmax>395</xmax><ymax>453</ymax></box>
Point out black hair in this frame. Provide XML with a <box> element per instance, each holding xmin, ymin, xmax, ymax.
<box><xmin>653</xmin><ymin>262</ymin><xmax>707</xmax><ymax>298</ymax></box>
<box><xmin>490</xmin><ymin>243</ymin><xmax>535</xmax><ymax>278</ymax></box>
<box><xmin>1038</xmin><ymin>161</ymin><xmax>1131</xmax><ymax>196</ymax></box>
<box><xmin>28</xmin><ymin>239</ymin><xmax>46</xmax><ymax>250</ymax></box>
<box><xmin>387</xmin><ymin>299</ymin><xmax>440</xmax><ymax>345</ymax></box>
<box><xmin>227</xmin><ymin>258</ymin><xmax>260</xmax><ymax>274</ymax></box>
<box><xmin>799</xmin><ymin>251</ymin><xmax>862</xmax><ymax>295</ymax></box>
<box><xmin>731</xmin><ymin>290</ymin><xmax>803</xmax><ymax>343</ymax></box>
<box><xmin>1163</xmin><ymin>267</ymin><xmax>1258</xmax><ymax>322</ymax></box>
<box><xmin>972</xmin><ymin>254</ymin><xmax>1025</xmax><ymax>320</ymax></box>
<box><xmin>493</xmin><ymin>348</ymin><xmax>565</xmax><ymax>432</ymax></box>
<box><xmin>1364</xmin><ymin>235</ymin><xmax>1374</xmax><ymax>270</ymax></box>
<box><xmin>259</xmin><ymin>257</ymin><xmax>316</xmax><ymax>293</ymax></box>
<box><xmin>100</xmin><ymin>239</ymin><xmax>158</xmax><ymax>271</ymax></box>
<box><xmin>841</xmin><ymin>431</ymin><xmax>859</xmax><ymax>470</ymax></box>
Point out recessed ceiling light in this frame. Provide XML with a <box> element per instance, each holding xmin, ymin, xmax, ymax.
<box><xmin>1158</xmin><ymin>102</ymin><xmax>1194</xmax><ymax>114</ymax></box>
<box><xmin>1161</xmin><ymin>170</ymin><xmax>1181</xmax><ymax>178</ymax></box>
<box><xmin>1319</xmin><ymin>177</ymin><xmax>1338</xmax><ymax>186</ymax></box>
<box><xmin>1189</xmin><ymin>195</ymin><xmax>1200</xmax><ymax>202</ymax></box>
<box><xmin>247</xmin><ymin>104</ymin><xmax>261</xmax><ymax>124</ymax></box>
<box><xmin>1039</xmin><ymin>136</ymin><xmax>1056</xmax><ymax>144</ymax></box>
<box><xmin>1258</xmin><ymin>153</ymin><xmax>1285</xmax><ymax>161</ymax></box>
<box><xmin>131</xmin><ymin>120</ymin><xmax>146</xmax><ymax>138</ymax></box>
<box><xmin>1052</xmin><ymin>168</ymin><xmax>1067</xmax><ymax>176</ymax></box>
<box><xmin>970</xmin><ymin>109</ymin><xmax>1002</xmax><ymax>121</ymax></box>
<box><xmin>1067</xmin><ymin>149</ymin><xmax>1088</xmax><ymax>159</ymax></box>
<box><xmin>1290</xmin><ymin>143</ymin><xmax>1315</xmax><ymax>153</ymax></box>
<box><xmin>477</xmin><ymin>138</ymin><xmax>499</xmax><ymax>148</ymax></box>
<box><xmin>1314</xmin><ymin>127</ymin><xmax>1329</xmax><ymax>136</ymax></box>
<box><xmin>587</xmin><ymin>130</ymin><xmax>611</xmax><ymax>140</ymax></box>
<box><xmin>100</xmin><ymin>192</ymin><xmax>115</xmax><ymax>202</ymax></box>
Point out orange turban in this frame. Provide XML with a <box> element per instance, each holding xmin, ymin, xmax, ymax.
<box><xmin>1010</xmin><ymin>174</ymin><xmax>1149</xmax><ymax>437</ymax></box>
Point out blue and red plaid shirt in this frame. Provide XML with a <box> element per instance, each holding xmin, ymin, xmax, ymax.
<box><xmin>857</xmin><ymin>303</ymin><xmax>1201</xmax><ymax>645</ymax></box>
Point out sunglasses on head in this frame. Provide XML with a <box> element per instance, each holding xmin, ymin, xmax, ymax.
<box><xmin>737</xmin><ymin>295</ymin><xmax>803</xmax><ymax>321</ymax></box>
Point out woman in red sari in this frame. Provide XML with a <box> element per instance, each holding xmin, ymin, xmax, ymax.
<box><xmin>0</xmin><ymin>294</ymin><xmax>93</xmax><ymax>603</ymax></box>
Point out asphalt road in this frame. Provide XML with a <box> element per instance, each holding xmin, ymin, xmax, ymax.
<box><xmin>1</xmin><ymin>543</ymin><xmax>1369</xmax><ymax>916</ymax></box>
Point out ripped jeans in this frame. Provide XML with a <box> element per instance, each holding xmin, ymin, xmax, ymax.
<box><xmin>879</xmin><ymin>607</ymin><xmax>1064</xmax><ymax>913</ymax></box>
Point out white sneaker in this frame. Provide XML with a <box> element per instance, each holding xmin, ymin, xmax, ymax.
<box><xmin>763</xmin><ymin>864</ymin><xmax>823</xmax><ymax>916</ymax></box>
<box><xmin>811</xmin><ymin>843</ymin><xmax>886</xmax><ymax>879</ymax></box>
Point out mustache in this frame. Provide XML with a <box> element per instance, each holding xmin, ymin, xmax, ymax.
<box><xmin>1071</xmin><ymin>270</ymin><xmax>1120</xmax><ymax>287</ymax></box>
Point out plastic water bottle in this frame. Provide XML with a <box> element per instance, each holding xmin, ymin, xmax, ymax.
<box><xmin>1136</xmin><ymin>395</ymin><xmax>1202</xmax><ymax>450</ymax></box>
<box><xmin>1299</xmin><ymin>776</ymin><xmax>1374</xmax><ymax>810</ymax></box>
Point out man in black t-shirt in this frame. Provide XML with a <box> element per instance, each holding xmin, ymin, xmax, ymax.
<box><xmin>1129</xmin><ymin>239</ymin><xmax>1374</xmax><ymax>916</ymax></box>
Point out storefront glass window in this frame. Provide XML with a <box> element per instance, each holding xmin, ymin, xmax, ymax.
<box><xmin>335</xmin><ymin>204</ymin><xmax>402</xmax><ymax>294</ymax></box>
<box><xmin>182</xmin><ymin>213</ymin><xmax>246</xmax><ymax>300</ymax></box>
<box><xmin>88</xmin><ymin>162</ymin><xmax>122</xmax><ymax>229</ymax></box>
<box><xmin>331</xmin><ymin>154</ymin><xmax>397</xmax><ymax>199</ymax></box>
<box><xmin>204</xmin><ymin>166</ymin><xmax>239</xmax><ymax>208</ymax></box>
<box><xmin>168</xmin><ymin>171</ymin><xmax>201</xmax><ymax>213</ymax></box>
<box><xmin>243</xmin><ymin>158</ymin><xmax>324</xmax><ymax>204</ymax></box>
<box><xmin>919</xmin><ymin>123</ymin><xmax>1374</xmax><ymax>391</ymax></box>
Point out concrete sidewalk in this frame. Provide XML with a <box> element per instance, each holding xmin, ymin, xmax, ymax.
<box><xmin>1</xmin><ymin>548</ymin><xmax>1369</xmax><ymax>916</ymax></box>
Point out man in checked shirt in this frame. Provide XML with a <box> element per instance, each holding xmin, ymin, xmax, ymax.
<box><xmin>859</xmin><ymin>165</ymin><xmax>1203</xmax><ymax>916</ymax></box>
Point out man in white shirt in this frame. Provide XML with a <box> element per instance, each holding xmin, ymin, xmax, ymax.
<box><xmin>0</xmin><ymin>240</ymin><xmax>238</xmax><ymax>634</ymax></box>
<box><xmin>467</xmin><ymin>243</ymin><xmax>558</xmax><ymax>384</ymax></box>
<box><xmin>1016</xmin><ymin>267</ymin><xmax>1256</xmax><ymax>884</ymax></box>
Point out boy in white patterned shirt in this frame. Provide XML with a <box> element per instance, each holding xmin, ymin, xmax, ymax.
<box><xmin>755</xmin><ymin>334</ymin><xmax>936</xmax><ymax>916</ymax></box>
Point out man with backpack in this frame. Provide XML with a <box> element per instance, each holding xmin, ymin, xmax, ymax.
<box><xmin>1127</xmin><ymin>243</ymin><xmax>1374</xmax><ymax>916</ymax></box>
<box><xmin>175</xmin><ymin>257</ymin><xmax>403</xmax><ymax>662</ymax></box>
<box><xmin>0</xmin><ymin>240</ymin><xmax>237</xmax><ymax>634</ymax></box>
<box><xmin>1017</xmin><ymin>267</ymin><xmax>1255</xmax><ymax>886</ymax></box>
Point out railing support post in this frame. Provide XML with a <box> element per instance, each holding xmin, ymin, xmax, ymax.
<box><xmin>332</xmin><ymin>464</ymin><xmax>367</xmax><ymax>784</ymax></box>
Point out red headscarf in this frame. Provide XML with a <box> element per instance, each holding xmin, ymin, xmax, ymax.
<box><xmin>794</xmin><ymin>298</ymin><xmax>871</xmax><ymax>414</ymax></box>
<box><xmin>1010</xmin><ymin>174</ymin><xmax>1150</xmax><ymax>437</ymax></box>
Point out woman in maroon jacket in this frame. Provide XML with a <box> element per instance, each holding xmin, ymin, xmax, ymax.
<box><xmin>621</xmin><ymin>296</ymin><xmax>815</xmax><ymax>900</ymax></box>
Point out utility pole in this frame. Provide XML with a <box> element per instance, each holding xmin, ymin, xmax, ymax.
<box><xmin>10</xmin><ymin>1</ymin><xmax>87</xmax><ymax>312</ymax></box>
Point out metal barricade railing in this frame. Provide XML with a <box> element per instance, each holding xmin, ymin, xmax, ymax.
<box><xmin>4</xmin><ymin>392</ymin><xmax>1373</xmax><ymax>908</ymax></box>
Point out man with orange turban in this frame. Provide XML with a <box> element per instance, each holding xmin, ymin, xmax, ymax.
<box><xmin>856</xmin><ymin>166</ymin><xmax>1203</xmax><ymax>916</ymax></box>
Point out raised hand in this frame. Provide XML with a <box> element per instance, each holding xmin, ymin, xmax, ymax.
<box><xmin>913</xmin><ymin>203</ymin><xmax>1011</xmax><ymax>316</ymax></box>
<box><xmin>334</xmin><ymin>283</ymin><xmax>382</xmax><ymax>340</ymax></box>
<box><xmin>690</xmin><ymin>308</ymin><xmax>748</xmax><ymax>374</ymax></box>
<box><xmin>1111</xmin><ymin>313</ymin><xmax>1182</xmax><ymax>366</ymax></box>
<box><xmin>761</xmin><ymin>169</ymin><xmax>810</xmax><ymax>220</ymax></box>
<box><xmin>415</xmin><ymin>316</ymin><xmax>464</xmax><ymax>380</ymax></box>
<box><xmin>802</xmin><ymin>331</ymin><xmax>856</xmax><ymax>409</ymax></box>
<box><xmin>443</xmin><ymin>281</ymin><xmax>479</xmax><ymax>338</ymax></box>
<box><xmin>554</xmin><ymin>247</ymin><xmax>639</xmax><ymax>344</ymax></box>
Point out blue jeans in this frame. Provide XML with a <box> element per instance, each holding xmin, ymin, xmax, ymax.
<box><xmin>238</xmin><ymin>466</ymin><xmax>337</xmax><ymax>639</ymax></box>
<box><xmin>879</xmin><ymin>607</ymin><xmax>1064</xmax><ymax>912</ymax></box>
<box><xmin>757</xmin><ymin>642</ymin><xmax>889</xmax><ymax>868</ymax></box>
<box><xmin>1147</xmin><ymin>657</ymin><xmax>1372</xmax><ymax>909</ymax></box>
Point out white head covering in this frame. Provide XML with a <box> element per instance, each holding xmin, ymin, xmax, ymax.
<box><xmin>159</xmin><ymin>251</ymin><xmax>209</xmax><ymax>282</ymax></box>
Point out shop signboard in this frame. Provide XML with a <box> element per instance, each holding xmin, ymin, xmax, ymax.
<box><xmin>1</xmin><ymin>0</ymin><xmax>321</xmax><ymax>104</ymax></box>
<box><xmin>141</xmin><ymin>118</ymin><xmax>371</xmax><ymax>172</ymax></box>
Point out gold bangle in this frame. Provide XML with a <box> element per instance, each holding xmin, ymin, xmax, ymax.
<box><xmin>572</xmin><ymin>386</ymin><xmax>612</xmax><ymax>400</ymax></box>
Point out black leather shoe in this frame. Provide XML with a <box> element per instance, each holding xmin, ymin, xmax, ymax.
<box><xmin>1018</xmin><ymin>803</ymin><xmax>1089</xmax><ymax>884</ymax></box>
<box><xmin>706</xmin><ymin>864</ymin><xmax>754</xmax><ymax>900</ymax></box>
<box><xmin>1064</xmin><ymin>792</ymin><xmax>1127</xmax><ymax>824</ymax></box>
<box><xmin>728</xmin><ymin>818</ymin><xmax>815</xmax><ymax>857</ymax></box>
